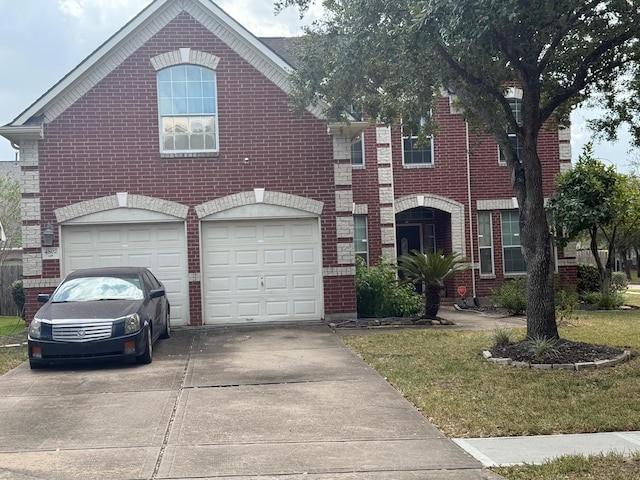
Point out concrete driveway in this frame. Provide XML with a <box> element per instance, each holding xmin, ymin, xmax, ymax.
<box><xmin>0</xmin><ymin>324</ymin><xmax>502</xmax><ymax>479</ymax></box>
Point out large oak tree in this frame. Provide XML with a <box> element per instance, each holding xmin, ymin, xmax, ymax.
<box><xmin>276</xmin><ymin>0</ymin><xmax>640</xmax><ymax>339</ymax></box>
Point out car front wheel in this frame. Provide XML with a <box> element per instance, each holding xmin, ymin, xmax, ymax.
<box><xmin>136</xmin><ymin>327</ymin><xmax>153</xmax><ymax>364</ymax></box>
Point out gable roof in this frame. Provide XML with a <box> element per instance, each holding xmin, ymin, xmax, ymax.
<box><xmin>2</xmin><ymin>0</ymin><xmax>322</xmax><ymax>135</ymax></box>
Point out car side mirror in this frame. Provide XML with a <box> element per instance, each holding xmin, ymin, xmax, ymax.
<box><xmin>149</xmin><ymin>288</ymin><xmax>165</xmax><ymax>299</ymax></box>
<box><xmin>37</xmin><ymin>294</ymin><xmax>51</xmax><ymax>303</ymax></box>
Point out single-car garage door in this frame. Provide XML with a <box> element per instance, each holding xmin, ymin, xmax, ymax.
<box><xmin>61</xmin><ymin>223</ymin><xmax>189</xmax><ymax>325</ymax></box>
<box><xmin>202</xmin><ymin>218</ymin><xmax>323</xmax><ymax>324</ymax></box>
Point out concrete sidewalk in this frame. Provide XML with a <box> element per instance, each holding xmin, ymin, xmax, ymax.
<box><xmin>453</xmin><ymin>431</ymin><xmax>640</xmax><ymax>467</ymax></box>
<box><xmin>0</xmin><ymin>324</ymin><xmax>502</xmax><ymax>479</ymax></box>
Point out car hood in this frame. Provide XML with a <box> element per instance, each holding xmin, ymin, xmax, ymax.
<box><xmin>35</xmin><ymin>300</ymin><xmax>142</xmax><ymax>323</ymax></box>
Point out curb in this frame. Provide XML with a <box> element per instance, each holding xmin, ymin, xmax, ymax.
<box><xmin>483</xmin><ymin>349</ymin><xmax>635</xmax><ymax>370</ymax></box>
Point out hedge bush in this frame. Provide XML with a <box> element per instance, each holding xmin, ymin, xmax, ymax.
<box><xmin>356</xmin><ymin>258</ymin><xmax>423</xmax><ymax>318</ymax></box>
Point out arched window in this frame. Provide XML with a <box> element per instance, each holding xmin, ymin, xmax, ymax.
<box><xmin>157</xmin><ymin>65</ymin><xmax>218</xmax><ymax>153</ymax></box>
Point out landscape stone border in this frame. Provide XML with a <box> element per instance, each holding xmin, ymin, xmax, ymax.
<box><xmin>482</xmin><ymin>349</ymin><xmax>635</xmax><ymax>370</ymax></box>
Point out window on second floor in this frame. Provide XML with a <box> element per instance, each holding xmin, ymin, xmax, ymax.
<box><xmin>402</xmin><ymin>118</ymin><xmax>433</xmax><ymax>166</ymax></box>
<box><xmin>499</xmin><ymin>98</ymin><xmax>523</xmax><ymax>164</ymax></box>
<box><xmin>351</xmin><ymin>134</ymin><xmax>364</xmax><ymax>166</ymax></box>
<box><xmin>157</xmin><ymin>65</ymin><xmax>218</xmax><ymax>154</ymax></box>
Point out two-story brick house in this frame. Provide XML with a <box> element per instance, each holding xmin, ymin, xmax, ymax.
<box><xmin>0</xmin><ymin>0</ymin><xmax>575</xmax><ymax>327</ymax></box>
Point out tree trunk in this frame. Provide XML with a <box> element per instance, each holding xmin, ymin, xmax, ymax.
<box><xmin>424</xmin><ymin>284</ymin><xmax>441</xmax><ymax>319</ymax></box>
<box><xmin>589</xmin><ymin>227</ymin><xmax>610</xmax><ymax>296</ymax></box>
<box><xmin>621</xmin><ymin>249</ymin><xmax>631</xmax><ymax>281</ymax></box>
<box><xmin>511</xmin><ymin>117</ymin><xmax>558</xmax><ymax>341</ymax></box>
<box><xmin>636</xmin><ymin>247</ymin><xmax>640</xmax><ymax>278</ymax></box>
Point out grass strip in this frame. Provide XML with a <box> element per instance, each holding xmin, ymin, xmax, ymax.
<box><xmin>341</xmin><ymin>310</ymin><xmax>640</xmax><ymax>438</ymax></box>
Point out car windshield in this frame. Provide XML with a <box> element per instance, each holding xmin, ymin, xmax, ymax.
<box><xmin>52</xmin><ymin>276</ymin><xmax>144</xmax><ymax>302</ymax></box>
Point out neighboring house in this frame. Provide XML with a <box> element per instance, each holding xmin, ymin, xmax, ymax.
<box><xmin>0</xmin><ymin>0</ymin><xmax>575</xmax><ymax>326</ymax></box>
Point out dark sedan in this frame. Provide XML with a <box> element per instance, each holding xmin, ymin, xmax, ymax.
<box><xmin>28</xmin><ymin>267</ymin><xmax>171</xmax><ymax>369</ymax></box>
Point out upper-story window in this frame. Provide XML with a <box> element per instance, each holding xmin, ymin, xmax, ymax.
<box><xmin>402</xmin><ymin>118</ymin><xmax>433</xmax><ymax>166</ymax></box>
<box><xmin>157</xmin><ymin>65</ymin><xmax>218</xmax><ymax>153</ymax></box>
<box><xmin>499</xmin><ymin>98</ymin><xmax>523</xmax><ymax>164</ymax></box>
<box><xmin>351</xmin><ymin>134</ymin><xmax>364</xmax><ymax>166</ymax></box>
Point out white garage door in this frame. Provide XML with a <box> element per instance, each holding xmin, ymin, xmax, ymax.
<box><xmin>61</xmin><ymin>223</ymin><xmax>189</xmax><ymax>325</ymax></box>
<box><xmin>202</xmin><ymin>218</ymin><xmax>323</xmax><ymax>324</ymax></box>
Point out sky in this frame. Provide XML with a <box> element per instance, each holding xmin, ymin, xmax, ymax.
<box><xmin>0</xmin><ymin>0</ymin><xmax>636</xmax><ymax>172</ymax></box>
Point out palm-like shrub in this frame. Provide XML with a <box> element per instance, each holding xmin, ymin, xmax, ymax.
<box><xmin>397</xmin><ymin>250</ymin><xmax>466</xmax><ymax>319</ymax></box>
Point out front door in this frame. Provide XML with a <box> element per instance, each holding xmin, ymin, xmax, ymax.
<box><xmin>397</xmin><ymin>224</ymin><xmax>422</xmax><ymax>257</ymax></box>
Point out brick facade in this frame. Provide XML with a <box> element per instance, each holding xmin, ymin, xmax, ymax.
<box><xmin>2</xmin><ymin>0</ymin><xmax>575</xmax><ymax>323</ymax></box>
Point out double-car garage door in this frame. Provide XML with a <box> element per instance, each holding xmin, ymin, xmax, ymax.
<box><xmin>62</xmin><ymin>217</ymin><xmax>323</xmax><ymax>325</ymax></box>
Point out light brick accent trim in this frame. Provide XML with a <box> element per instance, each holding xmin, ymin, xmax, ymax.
<box><xmin>353</xmin><ymin>204</ymin><xmax>368</xmax><ymax>215</ymax></box>
<box><xmin>395</xmin><ymin>194</ymin><xmax>466</xmax><ymax>255</ymax></box>
<box><xmin>23</xmin><ymin>278</ymin><xmax>60</xmax><ymax>289</ymax></box>
<box><xmin>558</xmin><ymin>127</ymin><xmax>571</xmax><ymax>141</ymax></box>
<box><xmin>332</xmin><ymin>136</ymin><xmax>351</xmax><ymax>160</ymax></box>
<box><xmin>559</xmin><ymin>143</ymin><xmax>571</xmax><ymax>161</ymax></box>
<box><xmin>196</xmin><ymin>190</ymin><xmax>324</xmax><ymax>218</ymax></box>
<box><xmin>188</xmin><ymin>272</ymin><xmax>201</xmax><ymax>282</ymax></box>
<box><xmin>477</xmin><ymin>198</ymin><xmax>519</xmax><ymax>210</ymax></box>
<box><xmin>21</xmin><ymin>198</ymin><xmax>40</xmax><ymax>222</ymax></box>
<box><xmin>322</xmin><ymin>266</ymin><xmax>356</xmax><ymax>277</ymax></box>
<box><xmin>22</xmin><ymin>225</ymin><xmax>42</xmax><ymax>249</ymax></box>
<box><xmin>44</xmin><ymin>3</ymin><xmax>182</xmax><ymax>123</ymax></box>
<box><xmin>381</xmin><ymin>247</ymin><xmax>396</xmax><ymax>260</ymax></box>
<box><xmin>21</xmin><ymin>169</ymin><xmax>39</xmax><ymax>195</ymax></box>
<box><xmin>379</xmin><ymin>187</ymin><xmax>394</xmax><ymax>205</ymax></box>
<box><xmin>376</xmin><ymin>126</ymin><xmax>391</xmax><ymax>144</ymax></box>
<box><xmin>378</xmin><ymin>167</ymin><xmax>392</xmax><ymax>185</ymax></box>
<box><xmin>56</xmin><ymin>194</ymin><xmax>189</xmax><ymax>223</ymax></box>
<box><xmin>335</xmin><ymin>216</ymin><xmax>354</xmax><ymax>238</ymax></box>
<box><xmin>19</xmin><ymin>140</ymin><xmax>39</xmax><ymax>167</ymax></box>
<box><xmin>23</xmin><ymin>253</ymin><xmax>43</xmax><ymax>277</ymax></box>
<box><xmin>335</xmin><ymin>190</ymin><xmax>353</xmax><ymax>213</ymax></box>
<box><xmin>557</xmin><ymin>258</ymin><xmax>577</xmax><ymax>267</ymax></box>
<box><xmin>337</xmin><ymin>242</ymin><xmax>355</xmax><ymax>264</ymax></box>
<box><xmin>150</xmin><ymin>48</ymin><xmax>220</xmax><ymax>70</ymax></box>
<box><xmin>381</xmin><ymin>227</ymin><xmax>395</xmax><ymax>245</ymax></box>
<box><xmin>377</xmin><ymin>146</ymin><xmax>392</xmax><ymax>164</ymax></box>
<box><xmin>186</xmin><ymin>1</ymin><xmax>292</xmax><ymax>92</ymax></box>
<box><xmin>379</xmin><ymin>207</ymin><xmax>394</xmax><ymax>224</ymax></box>
<box><xmin>334</xmin><ymin>164</ymin><xmax>352</xmax><ymax>186</ymax></box>
<box><xmin>560</xmin><ymin>162</ymin><xmax>572</xmax><ymax>173</ymax></box>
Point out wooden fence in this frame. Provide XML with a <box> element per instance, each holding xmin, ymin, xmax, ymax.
<box><xmin>0</xmin><ymin>265</ymin><xmax>22</xmax><ymax>316</ymax></box>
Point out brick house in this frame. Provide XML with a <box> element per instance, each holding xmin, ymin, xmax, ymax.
<box><xmin>0</xmin><ymin>0</ymin><xmax>575</xmax><ymax>326</ymax></box>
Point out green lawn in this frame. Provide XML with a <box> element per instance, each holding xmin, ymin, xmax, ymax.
<box><xmin>340</xmin><ymin>309</ymin><xmax>640</xmax><ymax>479</ymax></box>
<box><xmin>0</xmin><ymin>316</ymin><xmax>28</xmax><ymax>374</ymax></box>
<box><xmin>0</xmin><ymin>316</ymin><xmax>25</xmax><ymax>336</ymax></box>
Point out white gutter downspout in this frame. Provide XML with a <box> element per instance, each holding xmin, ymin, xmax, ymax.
<box><xmin>465</xmin><ymin>121</ymin><xmax>477</xmax><ymax>301</ymax></box>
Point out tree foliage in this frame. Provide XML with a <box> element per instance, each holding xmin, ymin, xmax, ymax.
<box><xmin>549</xmin><ymin>143</ymin><xmax>631</xmax><ymax>295</ymax></box>
<box><xmin>276</xmin><ymin>0</ymin><xmax>640</xmax><ymax>339</ymax></box>
<box><xmin>0</xmin><ymin>174</ymin><xmax>21</xmax><ymax>263</ymax></box>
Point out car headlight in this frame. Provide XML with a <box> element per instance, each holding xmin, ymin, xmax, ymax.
<box><xmin>29</xmin><ymin>318</ymin><xmax>42</xmax><ymax>339</ymax></box>
<box><xmin>124</xmin><ymin>314</ymin><xmax>141</xmax><ymax>334</ymax></box>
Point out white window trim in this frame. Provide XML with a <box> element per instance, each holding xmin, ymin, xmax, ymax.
<box><xmin>501</xmin><ymin>210</ymin><xmax>527</xmax><ymax>275</ymax></box>
<box><xmin>354</xmin><ymin>214</ymin><xmax>369</xmax><ymax>265</ymax></box>
<box><xmin>478</xmin><ymin>211</ymin><xmax>495</xmax><ymax>277</ymax></box>
<box><xmin>401</xmin><ymin>118</ymin><xmax>434</xmax><ymax>167</ymax></box>
<box><xmin>157</xmin><ymin>65</ymin><xmax>220</xmax><ymax>156</ymax></box>
<box><xmin>351</xmin><ymin>132</ymin><xmax>365</xmax><ymax>168</ymax></box>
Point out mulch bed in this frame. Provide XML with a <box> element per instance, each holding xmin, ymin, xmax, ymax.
<box><xmin>490</xmin><ymin>339</ymin><xmax>625</xmax><ymax>364</ymax></box>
